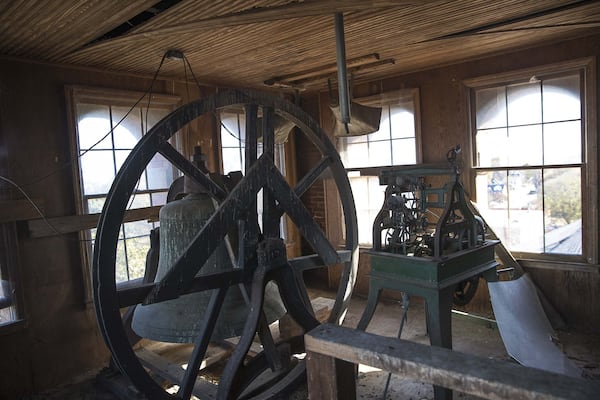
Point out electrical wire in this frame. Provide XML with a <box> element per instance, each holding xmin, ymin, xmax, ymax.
<box><xmin>0</xmin><ymin>51</ymin><xmax>170</xmax><ymax>238</ymax></box>
<box><xmin>182</xmin><ymin>53</ymin><xmax>242</xmax><ymax>142</ymax></box>
<box><xmin>0</xmin><ymin>175</ymin><xmax>62</xmax><ymax>236</ymax></box>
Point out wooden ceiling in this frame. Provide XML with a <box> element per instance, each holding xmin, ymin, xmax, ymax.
<box><xmin>1</xmin><ymin>0</ymin><xmax>599</xmax><ymax>92</ymax></box>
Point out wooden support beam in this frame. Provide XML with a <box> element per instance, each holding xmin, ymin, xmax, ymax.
<box><xmin>0</xmin><ymin>199</ymin><xmax>44</xmax><ymax>223</ymax></box>
<box><xmin>305</xmin><ymin>323</ymin><xmax>600</xmax><ymax>400</ymax></box>
<box><xmin>264</xmin><ymin>53</ymin><xmax>380</xmax><ymax>86</ymax></box>
<box><xmin>27</xmin><ymin>205</ymin><xmax>160</xmax><ymax>238</ymax></box>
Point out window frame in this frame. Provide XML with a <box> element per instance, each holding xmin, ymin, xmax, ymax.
<box><xmin>0</xmin><ymin>222</ymin><xmax>26</xmax><ymax>332</ymax></box>
<box><xmin>335</xmin><ymin>88</ymin><xmax>423</xmax><ymax>247</ymax></box>
<box><xmin>66</xmin><ymin>86</ymin><xmax>182</xmax><ymax>303</ymax></box>
<box><xmin>464</xmin><ymin>58</ymin><xmax>597</xmax><ymax>265</ymax></box>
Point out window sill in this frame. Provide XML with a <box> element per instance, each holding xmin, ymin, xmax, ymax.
<box><xmin>519</xmin><ymin>258</ymin><xmax>600</xmax><ymax>274</ymax></box>
<box><xmin>0</xmin><ymin>318</ymin><xmax>27</xmax><ymax>336</ymax></box>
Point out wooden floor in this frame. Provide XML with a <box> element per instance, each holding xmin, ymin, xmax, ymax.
<box><xmin>22</xmin><ymin>287</ymin><xmax>600</xmax><ymax>400</ymax></box>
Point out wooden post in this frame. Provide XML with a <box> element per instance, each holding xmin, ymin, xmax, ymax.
<box><xmin>306</xmin><ymin>350</ymin><xmax>356</xmax><ymax>399</ymax></box>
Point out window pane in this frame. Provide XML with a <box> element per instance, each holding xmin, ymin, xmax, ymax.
<box><xmin>349</xmin><ymin>175</ymin><xmax>384</xmax><ymax>245</ymax></box>
<box><xmin>128</xmin><ymin>193</ymin><xmax>151</xmax><ymax>209</ymax></box>
<box><xmin>77</xmin><ymin>104</ymin><xmax>112</xmax><ymax>150</ymax></box>
<box><xmin>151</xmin><ymin>191</ymin><xmax>168</xmax><ymax>206</ymax></box>
<box><xmin>507</xmin><ymin>82</ymin><xmax>542</xmax><ymax>126</ymax></box>
<box><xmin>476</xmin><ymin>87</ymin><xmax>506</xmax><ymax>129</ymax></box>
<box><xmin>0</xmin><ymin>278</ymin><xmax>15</xmax><ymax>325</ymax></box>
<box><xmin>506</xmin><ymin>170</ymin><xmax>543</xmax><ymax>251</ymax></box>
<box><xmin>391</xmin><ymin>138</ymin><xmax>416</xmax><ymax>165</ymax></box>
<box><xmin>544</xmin><ymin>167</ymin><xmax>581</xmax><ymax>255</ymax></box>
<box><xmin>339</xmin><ymin>141</ymin><xmax>367</xmax><ymax>169</ymax></box>
<box><xmin>126</xmin><ymin>236</ymin><xmax>151</xmax><ymax>280</ymax></box>
<box><xmin>143</xmin><ymin>107</ymin><xmax>170</xmax><ymax>132</ymax></box>
<box><xmin>336</xmin><ymin>92</ymin><xmax>419</xmax><ymax>246</ymax></box>
<box><xmin>543</xmin><ymin>75</ymin><xmax>580</xmax><ymax>123</ymax></box>
<box><xmin>86</xmin><ymin>197</ymin><xmax>106</xmax><ymax>214</ymax></box>
<box><xmin>116</xmin><ymin>240</ymin><xmax>128</xmax><ymax>282</ymax></box>
<box><xmin>123</xmin><ymin>220</ymin><xmax>153</xmax><ymax>239</ymax></box>
<box><xmin>222</xmin><ymin>147</ymin><xmax>243</xmax><ymax>174</ymax></box>
<box><xmin>543</xmin><ymin>121</ymin><xmax>581</xmax><ymax>165</ymax></box>
<box><xmin>507</xmin><ymin>125</ymin><xmax>542</xmax><ymax>166</ymax></box>
<box><xmin>367</xmin><ymin>106</ymin><xmax>390</xmax><ymax>141</ymax></box>
<box><xmin>220</xmin><ymin>113</ymin><xmax>245</xmax><ymax>148</ymax></box>
<box><xmin>368</xmin><ymin>141</ymin><xmax>392</xmax><ymax>167</ymax></box>
<box><xmin>507</xmin><ymin>209</ymin><xmax>544</xmax><ymax>252</ymax></box>
<box><xmin>511</xmin><ymin>169</ymin><xmax>542</xmax><ymax>210</ymax></box>
<box><xmin>476</xmin><ymin>170</ymin><xmax>507</xmax><ymax>210</ymax></box>
<box><xmin>349</xmin><ymin>175</ymin><xmax>369</xmax><ymax>213</ymax></box>
<box><xmin>146</xmin><ymin>153</ymin><xmax>173</xmax><ymax>190</ymax></box>
<box><xmin>80</xmin><ymin>150</ymin><xmax>115</xmax><ymax>195</ymax></box>
<box><xmin>390</xmin><ymin>104</ymin><xmax>416</xmax><ymax>139</ymax></box>
<box><xmin>114</xmin><ymin>149</ymin><xmax>131</xmax><ymax>172</ymax></box>
<box><xmin>112</xmin><ymin>106</ymin><xmax>142</xmax><ymax>149</ymax></box>
<box><xmin>475</xmin><ymin>128</ymin><xmax>508</xmax><ymax>167</ymax></box>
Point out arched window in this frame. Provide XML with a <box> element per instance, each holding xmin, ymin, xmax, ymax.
<box><xmin>467</xmin><ymin>59</ymin><xmax>596</xmax><ymax>263</ymax></box>
<box><xmin>67</xmin><ymin>87</ymin><xmax>181</xmax><ymax>301</ymax></box>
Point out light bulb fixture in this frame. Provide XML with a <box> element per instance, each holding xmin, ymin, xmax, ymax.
<box><xmin>165</xmin><ymin>49</ymin><xmax>184</xmax><ymax>61</ymax></box>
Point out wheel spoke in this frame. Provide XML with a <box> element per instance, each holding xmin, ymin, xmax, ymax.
<box><xmin>264</xmin><ymin>162</ymin><xmax>340</xmax><ymax>265</ymax></box>
<box><xmin>270</xmin><ymin>156</ymin><xmax>333</xmax><ymax>225</ymax></box>
<box><xmin>159</xmin><ymin>142</ymin><xmax>228</xmax><ymax>201</ymax></box>
<box><xmin>275</xmin><ymin>265</ymin><xmax>319</xmax><ymax>330</ymax></box>
<box><xmin>179</xmin><ymin>287</ymin><xmax>229</xmax><ymax>400</ymax></box>
<box><xmin>294</xmin><ymin>156</ymin><xmax>333</xmax><ymax>197</ymax></box>
<box><xmin>261</xmin><ymin>106</ymin><xmax>279</xmax><ymax>238</ymax></box>
<box><xmin>218</xmin><ymin>266</ymin><xmax>269</xmax><ymax>399</ymax></box>
<box><xmin>116</xmin><ymin>269</ymin><xmax>248</xmax><ymax>308</ymax></box>
<box><xmin>244</xmin><ymin>104</ymin><xmax>262</xmax><ymax>256</ymax></box>
<box><xmin>256</xmin><ymin>309</ymin><xmax>284</xmax><ymax>371</ymax></box>
<box><xmin>245</xmin><ymin>104</ymin><xmax>259</xmax><ymax>169</ymax></box>
<box><xmin>145</xmin><ymin>156</ymin><xmax>272</xmax><ymax>304</ymax></box>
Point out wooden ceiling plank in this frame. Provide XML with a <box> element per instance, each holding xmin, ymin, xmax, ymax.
<box><xmin>422</xmin><ymin>0</ymin><xmax>600</xmax><ymax>42</ymax></box>
<box><xmin>69</xmin><ymin>0</ymin><xmax>426</xmax><ymax>56</ymax></box>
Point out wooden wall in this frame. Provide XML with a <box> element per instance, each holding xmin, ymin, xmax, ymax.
<box><xmin>298</xmin><ymin>33</ymin><xmax>600</xmax><ymax>333</ymax></box>
<box><xmin>0</xmin><ymin>58</ymin><xmax>215</xmax><ymax>398</ymax></box>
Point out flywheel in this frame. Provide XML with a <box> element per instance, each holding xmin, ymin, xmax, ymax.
<box><xmin>93</xmin><ymin>89</ymin><xmax>358</xmax><ymax>399</ymax></box>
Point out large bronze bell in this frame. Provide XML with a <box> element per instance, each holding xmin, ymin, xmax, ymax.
<box><xmin>131</xmin><ymin>175</ymin><xmax>286</xmax><ymax>343</ymax></box>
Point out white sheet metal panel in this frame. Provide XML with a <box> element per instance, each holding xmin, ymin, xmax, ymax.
<box><xmin>488</xmin><ymin>273</ymin><xmax>582</xmax><ymax>377</ymax></box>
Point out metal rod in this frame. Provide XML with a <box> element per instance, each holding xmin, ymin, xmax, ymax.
<box><xmin>334</xmin><ymin>12</ymin><xmax>351</xmax><ymax>131</ymax></box>
<box><xmin>382</xmin><ymin>293</ymin><xmax>410</xmax><ymax>399</ymax></box>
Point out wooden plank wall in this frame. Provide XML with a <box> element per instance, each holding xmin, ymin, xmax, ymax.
<box><xmin>0</xmin><ymin>57</ymin><xmax>215</xmax><ymax>398</ymax></box>
<box><xmin>298</xmin><ymin>33</ymin><xmax>600</xmax><ymax>332</ymax></box>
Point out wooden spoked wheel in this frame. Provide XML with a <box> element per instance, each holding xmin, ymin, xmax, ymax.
<box><xmin>93</xmin><ymin>89</ymin><xmax>358</xmax><ymax>399</ymax></box>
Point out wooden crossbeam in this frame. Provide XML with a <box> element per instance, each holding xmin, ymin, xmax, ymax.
<box><xmin>0</xmin><ymin>199</ymin><xmax>44</xmax><ymax>223</ymax></box>
<box><xmin>27</xmin><ymin>206</ymin><xmax>160</xmax><ymax>238</ymax></box>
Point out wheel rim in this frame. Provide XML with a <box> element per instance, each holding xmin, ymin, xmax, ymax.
<box><xmin>93</xmin><ymin>89</ymin><xmax>358</xmax><ymax>399</ymax></box>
